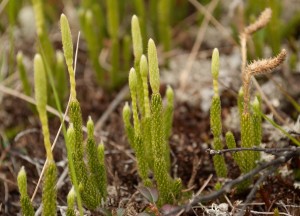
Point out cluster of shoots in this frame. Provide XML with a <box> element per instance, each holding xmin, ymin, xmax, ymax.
<box><xmin>17</xmin><ymin>13</ymin><xmax>108</xmax><ymax>216</ymax></box>
<box><xmin>17</xmin><ymin>53</ymin><xmax>57</xmax><ymax>215</ymax></box>
<box><xmin>61</xmin><ymin>14</ymin><xmax>107</xmax><ymax>210</ymax></box>
<box><xmin>210</xmin><ymin>8</ymin><xmax>286</xmax><ymax>188</ymax></box>
<box><xmin>123</xmin><ymin>15</ymin><xmax>181</xmax><ymax>205</ymax></box>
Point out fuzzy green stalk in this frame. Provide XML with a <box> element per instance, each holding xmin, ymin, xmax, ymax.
<box><xmin>240</xmin><ymin>113</ymin><xmax>255</xmax><ymax>172</ymax></box>
<box><xmin>148</xmin><ymin>39</ymin><xmax>160</xmax><ymax>94</ymax></box>
<box><xmin>17</xmin><ymin>167</ymin><xmax>35</xmax><ymax>216</ymax></box>
<box><xmin>17</xmin><ymin>52</ymin><xmax>31</xmax><ymax>96</ymax></box>
<box><xmin>140</xmin><ymin>55</ymin><xmax>150</xmax><ymax>118</ymax></box>
<box><xmin>97</xmin><ymin>143</ymin><xmax>108</xmax><ymax>198</ymax></box>
<box><xmin>86</xmin><ymin>117</ymin><xmax>107</xmax><ymax>198</ymax></box>
<box><xmin>131</xmin><ymin>15</ymin><xmax>145</xmax><ymax>116</ymax></box>
<box><xmin>129</xmin><ymin>68</ymin><xmax>141</xmax><ymax>135</ymax></box>
<box><xmin>69</xmin><ymin>100</ymin><xmax>84</xmax><ymax>169</ymax></box>
<box><xmin>135</xmin><ymin>134</ymin><xmax>150</xmax><ymax>182</ymax></box>
<box><xmin>67</xmin><ymin>109</ymin><xmax>101</xmax><ymax>209</ymax></box>
<box><xmin>154</xmin><ymin>156</ymin><xmax>172</xmax><ymax>205</ymax></box>
<box><xmin>252</xmin><ymin>96</ymin><xmax>262</xmax><ymax>162</ymax></box>
<box><xmin>158</xmin><ymin>0</ymin><xmax>171</xmax><ymax>53</ymax></box>
<box><xmin>66</xmin><ymin>188</ymin><xmax>76</xmax><ymax>216</ymax></box>
<box><xmin>56</xmin><ymin>13</ymin><xmax>83</xmax><ymax>215</ymax></box>
<box><xmin>210</xmin><ymin>48</ymin><xmax>227</xmax><ymax>178</ymax></box>
<box><xmin>140</xmin><ymin>55</ymin><xmax>153</xmax><ymax>169</ymax></box>
<box><xmin>225</xmin><ymin>132</ymin><xmax>242</xmax><ymax>168</ymax></box>
<box><xmin>34</xmin><ymin>54</ymin><xmax>57</xmax><ymax>215</ymax></box>
<box><xmin>55</xmin><ymin>51</ymin><xmax>67</xmax><ymax>102</ymax></box>
<box><xmin>34</xmin><ymin>54</ymin><xmax>52</xmax><ymax>161</ymax></box>
<box><xmin>60</xmin><ymin>14</ymin><xmax>76</xmax><ymax>100</ymax></box>
<box><xmin>164</xmin><ymin>85</ymin><xmax>174</xmax><ymax>139</ymax></box>
<box><xmin>238</xmin><ymin>87</ymin><xmax>244</xmax><ymax>116</ymax></box>
<box><xmin>42</xmin><ymin>160</ymin><xmax>57</xmax><ymax>216</ymax></box>
<box><xmin>151</xmin><ymin>93</ymin><xmax>173</xmax><ymax>202</ymax></box>
<box><xmin>212</xmin><ymin>137</ymin><xmax>227</xmax><ymax>177</ymax></box>
<box><xmin>129</xmin><ymin>68</ymin><xmax>149</xmax><ymax>181</ymax></box>
<box><xmin>106</xmin><ymin>0</ymin><xmax>120</xmax><ymax>87</ymax></box>
<box><xmin>122</xmin><ymin>102</ymin><xmax>135</xmax><ymax>148</ymax></box>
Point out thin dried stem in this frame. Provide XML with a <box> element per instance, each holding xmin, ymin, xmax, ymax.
<box><xmin>244</xmin><ymin>8</ymin><xmax>272</xmax><ymax>35</ymax></box>
<box><xmin>243</xmin><ymin>49</ymin><xmax>287</xmax><ymax>113</ymax></box>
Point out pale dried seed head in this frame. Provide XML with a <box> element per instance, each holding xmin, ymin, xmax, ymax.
<box><xmin>246</xmin><ymin>49</ymin><xmax>287</xmax><ymax>76</ymax></box>
<box><xmin>244</xmin><ymin>8</ymin><xmax>272</xmax><ymax>35</ymax></box>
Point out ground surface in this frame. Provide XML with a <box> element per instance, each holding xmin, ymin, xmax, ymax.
<box><xmin>1</xmin><ymin>1</ymin><xmax>300</xmax><ymax>215</ymax></box>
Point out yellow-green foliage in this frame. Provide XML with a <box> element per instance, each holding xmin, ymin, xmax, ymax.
<box><xmin>61</xmin><ymin>14</ymin><xmax>106</xmax><ymax>210</ymax></box>
<box><xmin>17</xmin><ymin>167</ymin><xmax>35</xmax><ymax>216</ymax></box>
<box><xmin>210</xmin><ymin>48</ymin><xmax>227</xmax><ymax>178</ymax></box>
<box><xmin>42</xmin><ymin>160</ymin><xmax>57</xmax><ymax>216</ymax></box>
<box><xmin>252</xmin><ymin>96</ymin><xmax>262</xmax><ymax>162</ymax></box>
<box><xmin>123</xmin><ymin>19</ymin><xmax>180</xmax><ymax>204</ymax></box>
<box><xmin>34</xmin><ymin>54</ymin><xmax>52</xmax><ymax>160</ymax></box>
<box><xmin>60</xmin><ymin>14</ymin><xmax>76</xmax><ymax>99</ymax></box>
<box><xmin>148</xmin><ymin>39</ymin><xmax>160</xmax><ymax>94</ymax></box>
<box><xmin>34</xmin><ymin>53</ymin><xmax>57</xmax><ymax>216</ymax></box>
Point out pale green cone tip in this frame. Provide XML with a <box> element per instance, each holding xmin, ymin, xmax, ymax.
<box><xmin>123</xmin><ymin>102</ymin><xmax>131</xmax><ymax>115</ymax></box>
<box><xmin>140</xmin><ymin>55</ymin><xmax>148</xmax><ymax>78</ymax></box>
<box><xmin>148</xmin><ymin>39</ymin><xmax>160</xmax><ymax>94</ymax></box>
<box><xmin>211</xmin><ymin>48</ymin><xmax>219</xmax><ymax>80</ymax></box>
<box><xmin>252</xmin><ymin>96</ymin><xmax>260</xmax><ymax>111</ymax></box>
<box><xmin>34</xmin><ymin>54</ymin><xmax>47</xmax><ymax>112</ymax></box>
<box><xmin>60</xmin><ymin>14</ymin><xmax>73</xmax><ymax>67</ymax></box>
<box><xmin>87</xmin><ymin>116</ymin><xmax>94</xmax><ymax>136</ymax></box>
<box><xmin>56</xmin><ymin>50</ymin><xmax>64</xmax><ymax>63</ymax></box>
<box><xmin>85</xmin><ymin>10</ymin><xmax>93</xmax><ymax>21</ymax></box>
<box><xmin>129</xmin><ymin>68</ymin><xmax>137</xmax><ymax>92</ymax></box>
<box><xmin>67</xmin><ymin>123</ymin><xmax>74</xmax><ymax>136</ymax></box>
<box><xmin>17</xmin><ymin>51</ymin><xmax>23</xmax><ymax>63</ymax></box>
<box><xmin>166</xmin><ymin>85</ymin><xmax>174</xmax><ymax>104</ymax></box>
<box><xmin>67</xmin><ymin>187</ymin><xmax>76</xmax><ymax>203</ymax></box>
<box><xmin>17</xmin><ymin>166</ymin><xmax>27</xmax><ymax>195</ymax></box>
<box><xmin>239</xmin><ymin>87</ymin><xmax>244</xmax><ymax>96</ymax></box>
<box><xmin>131</xmin><ymin>15</ymin><xmax>143</xmax><ymax>60</ymax></box>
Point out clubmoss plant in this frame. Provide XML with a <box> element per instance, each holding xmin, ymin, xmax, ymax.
<box><xmin>34</xmin><ymin>54</ymin><xmax>57</xmax><ymax>216</ymax></box>
<box><xmin>209</xmin><ymin>8</ymin><xmax>287</xmax><ymax>191</ymax></box>
<box><xmin>17</xmin><ymin>167</ymin><xmax>35</xmax><ymax>216</ymax></box>
<box><xmin>61</xmin><ymin>13</ymin><xmax>107</xmax><ymax>210</ymax></box>
<box><xmin>123</xmin><ymin>19</ymin><xmax>181</xmax><ymax>204</ymax></box>
<box><xmin>210</xmin><ymin>48</ymin><xmax>227</xmax><ymax>178</ymax></box>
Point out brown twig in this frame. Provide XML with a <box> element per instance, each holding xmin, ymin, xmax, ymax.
<box><xmin>165</xmin><ymin>149</ymin><xmax>300</xmax><ymax>215</ymax></box>
<box><xmin>207</xmin><ymin>146</ymin><xmax>298</xmax><ymax>156</ymax></box>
